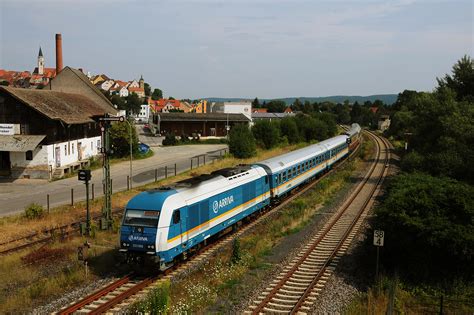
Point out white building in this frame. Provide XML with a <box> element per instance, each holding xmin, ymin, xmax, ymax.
<box><xmin>0</xmin><ymin>67</ymin><xmax>118</xmax><ymax>179</ymax></box>
<box><xmin>211</xmin><ymin>101</ymin><xmax>252</xmax><ymax>119</ymax></box>
<box><xmin>134</xmin><ymin>104</ymin><xmax>150</xmax><ymax>123</ymax></box>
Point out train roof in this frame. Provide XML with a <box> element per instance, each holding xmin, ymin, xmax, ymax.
<box><xmin>126</xmin><ymin>164</ymin><xmax>266</xmax><ymax>211</ymax></box>
<box><xmin>344</xmin><ymin>123</ymin><xmax>361</xmax><ymax>136</ymax></box>
<box><xmin>255</xmin><ymin>135</ymin><xmax>348</xmax><ymax>174</ymax></box>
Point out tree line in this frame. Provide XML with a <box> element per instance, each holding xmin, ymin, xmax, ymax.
<box><xmin>229</xmin><ymin>112</ymin><xmax>338</xmax><ymax>158</ymax></box>
<box><xmin>372</xmin><ymin>55</ymin><xmax>473</xmax><ymax>285</ymax></box>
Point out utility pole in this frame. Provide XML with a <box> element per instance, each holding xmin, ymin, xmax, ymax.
<box><xmin>98</xmin><ymin>114</ymin><xmax>125</xmax><ymax>229</ymax></box>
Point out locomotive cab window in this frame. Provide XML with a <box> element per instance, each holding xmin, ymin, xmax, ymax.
<box><xmin>172</xmin><ymin>209</ymin><xmax>181</xmax><ymax>224</ymax></box>
<box><xmin>123</xmin><ymin>209</ymin><xmax>160</xmax><ymax>227</ymax></box>
<box><xmin>265</xmin><ymin>176</ymin><xmax>268</xmax><ymax>184</ymax></box>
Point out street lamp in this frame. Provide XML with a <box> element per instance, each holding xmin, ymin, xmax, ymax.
<box><xmin>124</xmin><ymin>119</ymin><xmax>133</xmax><ymax>189</ymax></box>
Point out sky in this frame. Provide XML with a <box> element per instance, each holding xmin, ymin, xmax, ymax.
<box><xmin>0</xmin><ymin>0</ymin><xmax>472</xmax><ymax>99</ymax></box>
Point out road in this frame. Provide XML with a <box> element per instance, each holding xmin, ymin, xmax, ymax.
<box><xmin>0</xmin><ymin>144</ymin><xmax>227</xmax><ymax>217</ymax></box>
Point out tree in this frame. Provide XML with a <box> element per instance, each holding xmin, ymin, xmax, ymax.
<box><xmin>151</xmin><ymin>88</ymin><xmax>163</xmax><ymax>100</ymax></box>
<box><xmin>279</xmin><ymin>117</ymin><xmax>300</xmax><ymax>144</ymax></box>
<box><xmin>302</xmin><ymin>101</ymin><xmax>313</xmax><ymax>114</ymax></box>
<box><xmin>373</xmin><ymin>173</ymin><xmax>474</xmax><ymax>280</ymax></box>
<box><xmin>0</xmin><ymin>81</ymin><xmax>9</xmax><ymax>86</ymax></box>
<box><xmin>168</xmin><ymin>96</ymin><xmax>175</xmax><ymax>100</ymax></box>
<box><xmin>252</xmin><ymin>120</ymin><xmax>280</xmax><ymax>149</ymax></box>
<box><xmin>267</xmin><ymin>100</ymin><xmax>286</xmax><ymax>113</ymax></box>
<box><xmin>252</xmin><ymin>97</ymin><xmax>260</xmax><ymax>108</ymax></box>
<box><xmin>109</xmin><ymin>120</ymin><xmax>139</xmax><ymax>157</ymax></box>
<box><xmin>437</xmin><ymin>55</ymin><xmax>474</xmax><ymax>102</ymax></box>
<box><xmin>144</xmin><ymin>83</ymin><xmax>151</xmax><ymax>97</ymax></box>
<box><xmin>126</xmin><ymin>93</ymin><xmax>142</xmax><ymax>115</ymax></box>
<box><xmin>229</xmin><ymin>124</ymin><xmax>256</xmax><ymax>158</ymax></box>
<box><xmin>292</xmin><ymin>98</ymin><xmax>302</xmax><ymax>111</ymax></box>
<box><xmin>110</xmin><ymin>95</ymin><xmax>126</xmax><ymax>110</ymax></box>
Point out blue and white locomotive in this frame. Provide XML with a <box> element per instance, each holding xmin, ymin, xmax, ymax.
<box><xmin>119</xmin><ymin>124</ymin><xmax>361</xmax><ymax>269</ymax></box>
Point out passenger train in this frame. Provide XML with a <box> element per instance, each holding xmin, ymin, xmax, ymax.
<box><xmin>119</xmin><ymin>124</ymin><xmax>361</xmax><ymax>269</ymax></box>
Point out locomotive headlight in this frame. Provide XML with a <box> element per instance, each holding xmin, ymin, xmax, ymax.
<box><xmin>122</xmin><ymin>242</ymin><xmax>130</xmax><ymax>247</ymax></box>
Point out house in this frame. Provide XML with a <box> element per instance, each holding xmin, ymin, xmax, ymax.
<box><xmin>193</xmin><ymin>100</ymin><xmax>208</xmax><ymax>113</ymax></box>
<box><xmin>179</xmin><ymin>101</ymin><xmax>193</xmax><ymax>113</ymax></box>
<box><xmin>0</xmin><ymin>77</ymin><xmax>117</xmax><ymax>179</ymax></box>
<box><xmin>134</xmin><ymin>104</ymin><xmax>150</xmax><ymax>123</ymax></box>
<box><xmin>99</xmin><ymin>79</ymin><xmax>115</xmax><ymax>91</ymax></box>
<box><xmin>251</xmin><ymin>112</ymin><xmax>295</xmax><ymax>124</ymax></box>
<box><xmin>284</xmin><ymin>107</ymin><xmax>293</xmax><ymax>113</ymax></box>
<box><xmin>378</xmin><ymin>115</ymin><xmax>391</xmax><ymax>131</ymax></box>
<box><xmin>90</xmin><ymin>74</ymin><xmax>110</xmax><ymax>85</ymax></box>
<box><xmin>128</xmin><ymin>87</ymin><xmax>145</xmax><ymax>98</ymax></box>
<box><xmin>128</xmin><ymin>80</ymin><xmax>140</xmax><ymax>88</ymax></box>
<box><xmin>252</xmin><ymin>108</ymin><xmax>268</xmax><ymax>113</ymax></box>
<box><xmin>211</xmin><ymin>101</ymin><xmax>252</xmax><ymax>119</ymax></box>
<box><xmin>149</xmin><ymin>112</ymin><xmax>251</xmax><ymax>137</ymax></box>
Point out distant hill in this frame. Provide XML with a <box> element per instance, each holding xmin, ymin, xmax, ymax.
<box><xmin>205</xmin><ymin>94</ymin><xmax>398</xmax><ymax>105</ymax></box>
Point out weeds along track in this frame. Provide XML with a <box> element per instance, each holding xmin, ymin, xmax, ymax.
<box><xmin>246</xmin><ymin>132</ymin><xmax>390</xmax><ymax>314</ymax></box>
<box><xmin>54</xmin><ymin>140</ymin><xmax>365</xmax><ymax>314</ymax></box>
<box><xmin>0</xmin><ymin>209</ymin><xmax>123</xmax><ymax>256</ymax></box>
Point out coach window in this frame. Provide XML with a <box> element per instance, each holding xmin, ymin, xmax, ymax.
<box><xmin>278</xmin><ymin>174</ymin><xmax>282</xmax><ymax>184</ymax></box>
<box><xmin>297</xmin><ymin>165</ymin><xmax>300</xmax><ymax>174</ymax></box>
<box><xmin>283</xmin><ymin>171</ymin><xmax>287</xmax><ymax>181</ymax></box>
<box><xmin>172</xmin><ymin>209</ymin><xmax>181</xmax><ymax>224</ymax></box>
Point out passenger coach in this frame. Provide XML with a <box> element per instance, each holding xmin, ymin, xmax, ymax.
<box><xmin>255</xmin><ymin>135</ymin><xmax>349</xmax><ymax>198</ymax></box>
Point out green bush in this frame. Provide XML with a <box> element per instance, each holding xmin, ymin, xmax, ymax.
<box><xmin>231</xmin><ymin>238</ymin><xmax>242</xmax><ymax>265</ymax></box>
<box><xmin>25</xmin><ymin>203</ymin><xmax>45</xmax><ymax>219</ymax></box>
<box><xmin>228</xmin><ymin>124</ymin><xmax>256</xmax><ymax>158</ymax></box>
<box><xmin>162</xmin><ymin>133</ymin><xmax>177</xmax><ymax>146</ymax></box>
<box><xmin>109</xmin><ymin>120</ymin><xmax>139</xmax><ymax>157</ymax></box>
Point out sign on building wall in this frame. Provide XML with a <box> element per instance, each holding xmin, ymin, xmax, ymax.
<box><xmin>0</xmin><ymin>124</ymin><xmax>18</xmax><ymax>135</ymax></box>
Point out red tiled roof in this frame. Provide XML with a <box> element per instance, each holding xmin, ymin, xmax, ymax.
<box><xmin>157</xmin><ymin>99</ymin><xmax>180</xmax><ymax>108</ymax></box>
<box><xmin>252</xmin><ymin>108</ymin><xmax>268</xmax><ymax>113</ymax></box>
<box><xmin>128</xmin><ymin>87</ymin><xmax>144</xmax><ymax>93</ymax></box>
<box><xmin>370</xmin><ymin>106</ymin><xmax>379</xmax><ymax>113</ymax></box>
<box><xmin>284</xmin><ymin>107</ymin><xmax>293</xmax><ymax>113</ymax></box>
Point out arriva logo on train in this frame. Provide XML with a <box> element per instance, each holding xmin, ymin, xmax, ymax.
<box><xmin>213</xmin><ymin>195</ymin><xmax>234</xmax><ymax>213</ymax></box>
<box><xmin>128</xmin><ymin>235</ymin><xmax>148</xmax><ymax>242</ymax></box>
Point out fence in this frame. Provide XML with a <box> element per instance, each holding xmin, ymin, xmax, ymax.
<box><xmin>40</xmin><ymin>148</ymin><xmax>228</xmax><ymax>213</ymax></box>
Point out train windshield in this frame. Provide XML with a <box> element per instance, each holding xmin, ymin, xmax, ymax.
<box><xmin>123</xmin><ymin>209</ymin><xmax>160</xmax><ymax>227</ymax></box>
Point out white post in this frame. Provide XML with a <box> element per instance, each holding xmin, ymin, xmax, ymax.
<box><xmin>125</xmin><ymin>120</ymin><xmax>133</xmax><ymax>189</ymax></box>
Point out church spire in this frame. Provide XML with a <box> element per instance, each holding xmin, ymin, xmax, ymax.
<box><xmin>38</xmin><ymin>46</ymin><xmax>43</xmax><ymax>57</ymax></box>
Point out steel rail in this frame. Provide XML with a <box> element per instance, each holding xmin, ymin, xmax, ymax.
<box><xmin>250</xmin><ymin>131</ymin><xmax>387</xmax><ymax>314</ymax></box>
<box><xmin>58</xmin><ymin>275</ymin><xmax>132</xmax><ymax>315</ymax></box>
<box><xmin>290</xmin><ymin>132</ymin><xmax>389</xmax><ymax>314</ymax></box>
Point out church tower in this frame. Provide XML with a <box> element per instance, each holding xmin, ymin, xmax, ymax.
<box><xmin>139</xmin><ymin>74</ymin><xmax>145</xmax><ymax>89</ymax></box>
<box><xmin>38</xmin><ymin>47</ymin><xmax>45</xmax><ymax>75</ymax></box>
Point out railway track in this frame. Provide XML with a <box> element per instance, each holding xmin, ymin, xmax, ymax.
<box><xmin>55</xmin><ymin>136</ymin><xmax>367</xmax><ymax>314</ymax></box>
<box><xmin>245</xmin><ymin>131</ymin><xmax>390</xmax><ymax>314</ymax></box>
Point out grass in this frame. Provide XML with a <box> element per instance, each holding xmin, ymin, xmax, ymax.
<box><xmin>345</xmin><ymin>277</ymin><xmax>474</xmax><ymax>315</ymax></box>
<box><xmin>0</xmin><ymin>228</ymin><xmax>122</xmax><ymax>313</ymax></box>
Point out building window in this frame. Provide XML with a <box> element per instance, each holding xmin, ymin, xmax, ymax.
<box><xmin>64</xmin><ymin>145</ymin><xmax>67</xmax><ymax>155</ymax></box>
<box><xmin>26</xmin><ymin>150</ymin><xmax>33</xmax><ymax>160</ymax></box>
<box><xmin>72</xmin><ymin>143</ymin><xmax>75</xmax><ymax>155</ymax></box>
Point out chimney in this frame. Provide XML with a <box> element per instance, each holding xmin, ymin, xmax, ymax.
<box><xmin>55</xmin><ymin>33</ymin><xmax>63</xmax><ymax>74</ymax></box>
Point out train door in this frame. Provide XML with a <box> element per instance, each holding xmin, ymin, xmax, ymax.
<box><xmin>172</xmin><ymin>209</ymin><xmax>188</xmax><ymax>247</ymax></box>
